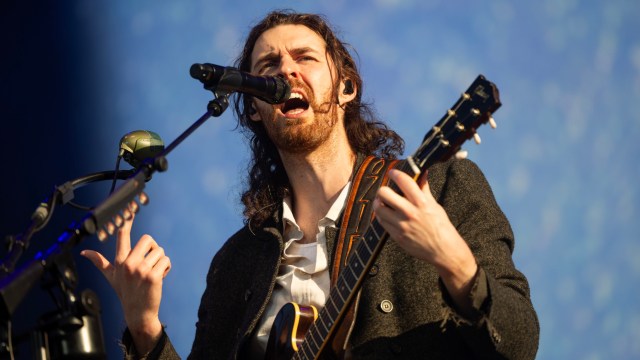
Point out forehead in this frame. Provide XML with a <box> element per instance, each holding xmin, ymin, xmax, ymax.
<box><xmin>250</xmin><ymin>24</ymin><xmax>327</xmax><ymax>65</ymax></box>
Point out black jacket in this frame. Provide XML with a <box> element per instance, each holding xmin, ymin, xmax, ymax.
<box><xmin>124</xmin><ymin>158</ymin><xmax>539</xmax><ymax>359</ymax></box>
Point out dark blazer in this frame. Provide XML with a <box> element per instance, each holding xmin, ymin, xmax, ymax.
<box><xmin>124</xmin><ymin>158</ymin><xmax>539</xmax><ymax>359</ymax></box>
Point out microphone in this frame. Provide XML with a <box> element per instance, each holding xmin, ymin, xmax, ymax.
<box><xmin>190</xmin><ymin>63</ymin><xmax>291</xmax><ymax>104</ymax></box>
<box><xmin>119</xmin><ymin>130</ymin><xmax>165</xmax><ymax>168</ymax></box>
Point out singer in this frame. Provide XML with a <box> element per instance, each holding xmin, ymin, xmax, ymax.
<box><xmin>82</xmin><ymin>10</ymin><xmax>539</xmax><ymax>359</ymax></box>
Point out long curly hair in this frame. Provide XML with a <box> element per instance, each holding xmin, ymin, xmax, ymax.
<box><xmin>233</xmin><ymin>10</ymin><xmax>404</xmax><ymax>227</ymax></box>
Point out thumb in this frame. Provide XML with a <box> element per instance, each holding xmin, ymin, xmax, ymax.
<box><xmin>80</xmin><ymin>250</ymin><xmax>114</xmax><ymax>282</ymax></box>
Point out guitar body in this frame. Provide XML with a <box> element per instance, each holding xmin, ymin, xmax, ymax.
<box><xmin>265</xmin><ymin>303</ymin><xmax>318</xmax><ymax>360</ymax></box>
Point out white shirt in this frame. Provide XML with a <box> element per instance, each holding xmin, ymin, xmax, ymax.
<box><xmin>249</xmin><ymin>182</ymin><xmax>351</xmax><ymax>356</ymax></box>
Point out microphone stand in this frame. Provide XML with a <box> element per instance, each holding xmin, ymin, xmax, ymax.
<box><xmin>0</xmin><ymin>89</ymin><xmax>231</xmax><ymax>359</ymax></box>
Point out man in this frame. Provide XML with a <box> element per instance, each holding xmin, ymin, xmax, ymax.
<box><xmin>82</xmin><ymin>10</ymin><xmax>539</xmax><ymax>359</ymax></box>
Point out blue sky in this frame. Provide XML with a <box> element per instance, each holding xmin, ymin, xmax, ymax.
<box><xmin>4</xmin><ymin>1</ymin><xmax>640</xmax><ymax>358</ymax></box>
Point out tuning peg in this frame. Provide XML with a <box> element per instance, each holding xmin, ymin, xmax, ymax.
<box><xmin>139</xmin><ymin>191</ymin><xmax>149</xmax><ymax>205</ymax></box>
<box><xmin>129</xmin><ymin>200</ymin><xmax>140</xmax><ymax>214</ymax></box>
<box><xmin>122</xmin><ymin>208</ymin><xmax>133</xmax><ymax>220</ymax></box>
<box><xmin>473</xmin><ymin>132</ymin><xmax>481</xmax><ymax>144</ymax></box>
<box><xmin>114</xmin><ymin>214</ymin><xmax>124</xmax><ymax>227</ymax></box>
<box><xmin>489</xmin><ymin>116</ymin><xmax>497</xmax><ymax>129</ymax></box>
<box><xmin>455</xmin><ymin>150</ymin><xmax>468</xmax><ymax>159</ymax></box>
<box><xmin>97</xmin><ymin>229</ymin><xmax>108</xmax><ymax>242</ymax></box>
<box><xmin>105</xmin><ymin>221</ymin><xmax>116</xmax><ymax>236</ymax></box>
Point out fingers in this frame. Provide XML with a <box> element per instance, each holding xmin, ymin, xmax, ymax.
<box><xmin>375</xmin><ymin>170</ymin><xmax>423</xmax><ymax>214</ymax></box>
<box><xmin>417</xmin><ymin>171</ymin><xmax>432</xmax><ymax>197</ymax></box>
<box><xmin>123</xmin><ymin>234</ymin><xmax>171</xmax><ymax>280</ymax></box>
<box><xmin>129</xmin><ymin>234</ymin><xmax>159</xmax><ymax>261</ymax></box>
<box><xmin>388</xmin><ymin>169</ymin><xmax>430</xmax><ymax>208</ymax></box>
<box><xmin>155</xmin><ymin>256</ymin><xmax>172</xmax><ymax>279</ymax></box>
<box><xmin>80</xmin><ymin>250</ymin><xmax>112</xmax><ymax>272</ymax></box>
<box><xmin>80</xmin><ymin>250</ymin><xmax>114</xmax><ymax>282</ymax></box>
<box><xmin>83</xmin><ymin>209</ymin><xmax>170</xmax><ymax>294</ymax></box>
<box><xmin>115</xmin><ymin>213</ymin><xmax>134</xmax><ymax>263</ymax></box>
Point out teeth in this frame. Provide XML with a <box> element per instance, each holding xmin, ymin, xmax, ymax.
<box><xmin>282</xmin><ymin>92</ymin><xmax>307</xmax><ymax>114</ymax></box>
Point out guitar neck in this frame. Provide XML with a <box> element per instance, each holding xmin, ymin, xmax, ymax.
<box><xmin>295</xmin><ymin>159</ymin><xmax>422</xmax><ymax>359</ymax></box>
<box><xmin>294</xmin><ymin>212</ymin><xmax>393</xmax><ymax>359</ymax></box>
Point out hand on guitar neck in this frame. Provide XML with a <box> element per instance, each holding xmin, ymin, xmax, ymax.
<box><xmin>374</xmin><ymin>168</ymin><xmax>479</xmax><ymax>316</ymax></box>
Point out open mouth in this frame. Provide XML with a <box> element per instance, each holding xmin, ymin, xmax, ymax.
<box><xmin>281</xmin><ymin>92</ymin><xmax>309</xmax><ymax>115</ymax></box>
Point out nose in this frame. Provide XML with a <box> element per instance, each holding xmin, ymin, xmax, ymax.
<box><xmin>277</xmin><ymin>56</ymin><xmax>300</xmax><ymax>80</ymax></box>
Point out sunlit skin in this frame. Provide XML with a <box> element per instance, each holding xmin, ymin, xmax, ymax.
<box><xmin>80</xmin><ymin>23</ymin><xmax>478</xmax><ymax>356</ymax></box>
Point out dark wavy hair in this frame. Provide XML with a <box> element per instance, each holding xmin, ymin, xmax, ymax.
<box><xmin>233</xmin><ymin>10</ymin><xmax>404</xmax><ymax>227</ymax></box>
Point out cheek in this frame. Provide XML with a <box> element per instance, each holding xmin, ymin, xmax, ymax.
<box><xmin>302</xmin><ymin>64</ymin><xmax>335</xmax><ymax>89</ymax></box>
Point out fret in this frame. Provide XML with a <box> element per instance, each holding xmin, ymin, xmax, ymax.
<box><xmin>350</xmin><ymin>254</ymin><xmax>363</xmax><ymax>275</ymax></box>
<box><xmin>338</xmin><ymin>277</ymin><xmax>351</xmax><ymax>294</ymax></box>
<box><xmin>318</xmin><ymin>311</ymin><xmax>331</xmax><ymax>332</ymax></box>
<box><xmin>353</xmin><ymin>248</ymin><xmax>367</xmax><ymax>275</ymax></box>
<box><xmin>353</xmin><ymin>242</ymin><xmax>368</xmax><ymax>261</ymax></box>
<box><xmin>346</xmin><ymin>264</ymin><xmax>359</xmax><ymax>285</ymax></box>
<box><xmin>301</xmin><ymin>343</ymin><xmax>313</xmax><ymax>359</ymax></box>
<box><xmin>337</xmin><ymin>274</ymin><xmax>351</xmax><ymax>294</ymax></box>
<box><xmin>308</xmin><ymin>329</ymin><xmax>321</xmax><ymax>350</ymax></box>
<box><xmin>360</xmin><ymin>233</ymin><xmax>374</xmax><ymax>253</ymax></box>
<box><xmin>362</xmin><ymin>232</ymin><xmax>378</xmax><ymax>252</ymax></box>
<box><xmin>370</xmin><ymin>221</ymin><xmax>386</xmax><ymax>240</ymax></box>
<box><xmin>326</xmin><ymin>298</ymin><xmax>339</xmax><ymax>319</ymax></box>
<box><xmin>354</xmin><ymin>233</ymin><xmax>375</xmax><ymax>256</ymax></box>
<box><xmin>343</xmin><ymin>265</ymin><xmax>358</xmax><ymax>288</ymax></box>
<box><xmin>334</xmin><ymin>282</ymin><xmax>346</xmax><ymax>303</ymax></box>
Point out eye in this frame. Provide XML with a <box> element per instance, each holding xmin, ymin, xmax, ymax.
<box><xmin>259</xmin><ymin>62</ymin><xmax>274</xmax><ymax>72</ymax></box>
<box><xmin>298</xmin><ymin>56</ymin><xmax>316</xmax><ymax>62</ymax></box>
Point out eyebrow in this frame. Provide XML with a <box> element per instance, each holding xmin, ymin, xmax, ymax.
<box><xmin>252</xmin><ymin>46</ymin><xmax>322</xmax><ymax>72</ymax></box>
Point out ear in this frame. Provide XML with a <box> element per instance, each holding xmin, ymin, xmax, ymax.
<box><xmin>338</xmin><ymin>79</ymin><xmax>357</xmax><ymax>106</ymax></box>
<box><xmin>248</xmin><ymin>100</ymin><xmax>261</xmax><ymax>122</ymax></box>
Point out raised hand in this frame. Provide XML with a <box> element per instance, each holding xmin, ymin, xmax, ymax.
<box><xmin>81</xmin><ymin>214</ymin><xmax>171</xmax><ymax>354</ymax></box>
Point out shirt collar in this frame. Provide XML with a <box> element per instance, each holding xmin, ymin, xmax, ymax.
<box><xmin>282</xmin><ymin>181</ymin><xmax>352</xmax><ymax>231</ymax></box>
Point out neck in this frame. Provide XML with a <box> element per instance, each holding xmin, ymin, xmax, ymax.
<box><xmin>279</xmin><ymin>126</ymin><xmax>355</xmax><ymax>241</ymax></box>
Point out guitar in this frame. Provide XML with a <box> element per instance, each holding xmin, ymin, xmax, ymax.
<box><xmin>265</xmin><ymin>75</ymin><xmax>501</xmax><ymax>360</ymax></box>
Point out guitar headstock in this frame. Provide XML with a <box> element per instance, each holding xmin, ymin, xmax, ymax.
<box><xmin>96</xmin><ymin>192</ymin><xmax>149</xmax><ymax>241</ymax></box>
<box><xmin>410</xmin><ymin>75</ymin><xmax>501</xmax><ymax>172</ymax></box>
<box><xmin>81</xmin><ymin>171</ymin><xmax>150</xmax><ymax>241</ymax></box>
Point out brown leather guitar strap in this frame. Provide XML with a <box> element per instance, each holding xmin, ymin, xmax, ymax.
<box><xmin>328</xmin><ymin>156</ymin><xmax>398</xmax><ymax>357</ymax></box>
<box><xmin>331</xmin><ymin>155</ymin><xmax>397</xmax><ymax>284</ymax></box>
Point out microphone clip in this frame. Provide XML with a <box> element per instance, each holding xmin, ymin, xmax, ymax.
<box><xmin>190</xmin><ymin>64</ymin><xmax>231</xmax><ymax>116</ymax></box>
<box><xmin>207</xmin><ymin>92</ymin><xmax>230</xmax><ymax>117</ymax></box>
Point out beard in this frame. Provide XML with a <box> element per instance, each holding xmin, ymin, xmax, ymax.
<box><xmin>257</xmin><ymin>81</ymin><xmax>338</xmax><ymax>155</ymax></box>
